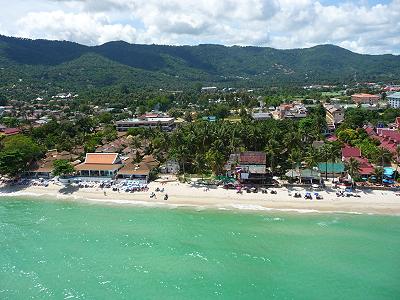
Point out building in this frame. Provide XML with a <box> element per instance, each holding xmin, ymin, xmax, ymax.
<box><xmin>0</xmin><ymin>128</ymin><xmax>21</xmax><ymax>136</ymax></box>
<box><xmin>318</xmin><ymin>162</ymin><xmax>345</xmax><ymax>178</ymax></box>
<box><xmin>341</xmin><ymin>146</ymin><xmax>374</xmax><ymax>177</ymax></box>
<box><xmin>225</xmin><ymin>151</ymin><xmax>271</xmax><ymax>185</ymax></box>
<box><xmin>273</xmin><ymin>103</ymin><xmax>308</xmax><ymax>120</ymax></box>
<box><xmin>351</xmin><ymin>93</ymin><xmax>380</xmax><ymax>104</ymax></box>
<box><xmin>341</xmin><ymin>146</ymin><xmax>361</xmax><ymax>160</ymax></box>
<box><xmin>324</xmin><ymin>104</ymin><xmax>344</xmax><ymax>130</ymax></box>
<box><xmin>26</xmin><ymin>151</ymin><xmax>80</xmax><ymax>179</ymax></box>
<box><xmin>116</xmin><ymin>155</ymin><xmax>158</xmax><ymax>183</ymax></box>
<box><xmin>387</xmin><ymin>92</ymin><xmax>400</xmax><ymax>108</ymax></box>
<box><xmin>75</xmin><ymin>153</ymin><xmax>124</xmax><ymax>180</ymax></box>
<box><xmin>116</xmin><ymin>117</ymin><xmax>175</xmax><ymax>132</ymax></box>
<box><xmin>252</xmin><ymin>112</ymin><xmax>272</xmax><ymax>121</ymax></box>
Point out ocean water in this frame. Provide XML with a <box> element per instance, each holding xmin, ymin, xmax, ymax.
<box><xmin>1</xmin><ymin>198</ymin><xmax>400</xmax><ymax>299</ymax></box>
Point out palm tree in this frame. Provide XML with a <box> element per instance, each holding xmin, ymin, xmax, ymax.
<box><xmin>328</xmin><ymin>143</ymin><xmax>341</xmax><ymax>180</ymax></box>
<box><xmin>264</xmin><ymin>138</ymin><xmax>280</xmax><ymax>175</ymax></box>
<box><xmin>372</xmin><ymin>167</ymin><xmax>384</xmax><ymax>184</ymax></box>
<box><xmin>288</xmin><ymin>148</ymin><xmax>302</xmax><ymax>183</ymax></box>
<box><xmin>319</xmin><ymin>144</ymin><xmax>331</xmax><ymax>181</ymax></box>
<box><xmin>346</xmin><ymin>158</ymin><xmax>360</xmax><ymax>187</ymax></box>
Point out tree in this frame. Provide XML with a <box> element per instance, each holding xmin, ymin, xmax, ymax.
<box><xmin>372</xmin><ymin>167</ymin><xmax>384</xmax><ymax>183</ymax></box>
<box><xmin>0</xmin><ymin>150</ymin><xmax>25</xmax><ymax>176</ymax></box>
<box><xmin>53</xmin><ymin>160</ymin><xmax>75</xmax><ymax>177</ymax></box>
<box><xmin>205</xmin><ymin>149</ymin><xmax>225</xmax><ymax>175</ymax></box>
<box><xmin>265</xmin><ymin>139</ymin><xmax>281</xmax><ymax>174</ymax></box>
<box><xmin>346</xmin><ymin>158</ymin><xmax>360</xmax><ymax>186</ymax></box>
<box><xmin>0</xmin><ymin>135</ymin><xmax>43</xmax><ymax>176</ymax></box>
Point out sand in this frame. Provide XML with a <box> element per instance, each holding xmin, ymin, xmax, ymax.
<box><xmin>1</xmin><ymin>180</ymin><xmax>400</xmax><ymax>216</ymax></box>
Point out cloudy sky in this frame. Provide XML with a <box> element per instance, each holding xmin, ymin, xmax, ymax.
<box><xmin>0</xmin><ymin>0</ymin><xmax>399</xmax><ymax>54</ymax></box>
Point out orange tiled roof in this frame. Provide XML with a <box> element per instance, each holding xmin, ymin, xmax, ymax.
<box><xmin>84</xmin><ymin>153</ymin><xmax>118</xmax><ymax>164</ymax></box>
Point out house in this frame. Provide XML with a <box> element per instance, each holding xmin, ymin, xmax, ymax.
<box><xmin>374</xmin><ymin>128</ymin><xmax>400</xmax><ymax>154</ymax></box>
<box><xmin>273</xmin><ymin>103</ymin><xmax>308</xmax><ymax>120</ymax></box>
<box><xmin>116</xmin><ymin>117</ymin><xmax>176</xmax><ymax>132</ymax></box>
<box><xmin>341</xmin><ymin>146</ymin><xmax>374</xmax><ymax>177</ymax></box>
<box><xmin>351</xmin><ymin>93</ymin><xmax>380</xmax><ymax>104</ymax></box>
<box><xmin>252</xmin><ymin>112</ymin><xmax>272</xmax><ymax>121</ymax></box>
<box><xmin>75</xmin><ymin>153</ymin><xmax>124</xmax><ymax>180</ymax></box>
<box><xmin>324</xmin><ymin>104</ymin><xmax>344</xmax><ymax>130</ymax></box>
<box><xmin>341</xmin><ymin>146</ymin><xmax>361</xmax><ymax>160</ymax></box>
<box><xmin>285</xmin><ymin>168</ymin><xmax>321</xmax><ymax>184</ymax></box>
<box><xmin>225</xmin><ymin>151</ymin><xmax>271</xmax><ymax>185</ymax></box>
<box><xmin>318</xmin><ymin>163</ymin><xmax>345</xmax><ymax>178</ymax></box>
<box><xmin>0</xmin><ymin>128</ymin><xmax>21</xmax><ymax>136</ymax></box>
<box><xmin>387</xmin><ymin>92</ymin><xmax>400</xmax><ymax>108</ymax></box>
<box><xmin>26</xmin><ymin>151</ymin><xmax>80</xmax><ymax>179</ymax></box>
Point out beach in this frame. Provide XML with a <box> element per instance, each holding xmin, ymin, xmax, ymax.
<box><xmin>1</xmin><ymin>180</ymin><xmax>400</xmax><ymax>215</ymax></box>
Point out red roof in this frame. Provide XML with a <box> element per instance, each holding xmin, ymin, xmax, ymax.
<box><xmin>327</xmin><ymin>135</ymin><xmax>338</xmax><ymax>142</ymax></box>
<box><xmin>377</xmin><ymin>128</ymin><xmax>400</xmax><ymax>143</ymax></box>
<box><xmin>342</xmin><ymin>146</ymin><xmax>361</xmax><ymax>158</ymax></box>
<box><xmin>1</xmin><ymin>128</ymin><xmax>20</xmax><ymax>135</ymax></box>
<box><xmin>239</xmin><ymin>152</ymin><xmax>266</xmax><ymax>165</ymax></box>
<box><xmin>359</xmin><ymin>166</ymin><xmax>374</xmax><ymax>175</ymax></box>
<box><xmin>396</xmin><ymin>117</ymin><xmax>400</xmax><ymax>127</ymax></box>
<box><xmin>364</xmin><ymin>126</ymin><xmax>376</xmax><ymax>136</ymax></box>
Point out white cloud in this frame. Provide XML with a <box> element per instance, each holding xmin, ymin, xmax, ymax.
<box><xmin>0</xmin><ymin>0</ymin><xmax>399</xmax><ymax>54</ymax></box>
<box><xmin>15</xmin><ymin>10</ymin><xmax>137</xmax><ymax>45</ymax></box>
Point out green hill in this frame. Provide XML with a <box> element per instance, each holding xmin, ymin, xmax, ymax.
<box><xmin>1</xmin><ymin>35</ymin><xmax>399</xmax><ymax>97</ymax></box>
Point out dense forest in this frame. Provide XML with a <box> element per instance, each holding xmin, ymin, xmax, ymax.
<box><xmin>1</xmin><ymin>35</ymin><xmax>400</xmax><ymax>100</ymax></box>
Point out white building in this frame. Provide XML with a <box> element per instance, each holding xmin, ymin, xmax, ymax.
<box><xmin>388</xmin><ymin>92</ymin><xmax>400</xmax><ymax>108</ymax></box>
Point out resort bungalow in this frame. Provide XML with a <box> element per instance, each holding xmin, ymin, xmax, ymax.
<box><xmin>285</xmin><ymin>168</ymin><xmax>321</xmax><ymax>184</ymax></box>
<box><xmin>226</xmin><ymin>151</ymin><xmax>272</xmax><ymax>185</ymax></box>
<box><xmin>318</xmin><ymin>162</ymin><xmax>345</xmax><ymax>178</ymax></box>
<box><xmin>75</xmin><ymin>153</ymin><xmax>124</xmax><ymax>181</ymax></box>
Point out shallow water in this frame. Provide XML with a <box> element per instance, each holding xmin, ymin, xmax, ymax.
<box><xmin>1</xmin><ymin>198</ymin><xmax>400</xmax><ymax>299</ymax></box>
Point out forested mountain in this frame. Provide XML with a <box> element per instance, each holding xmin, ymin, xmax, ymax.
<box><xmin>1</xmin><ymin>35</ymin><xmax>400</xmax><ymax>98</ymax></box>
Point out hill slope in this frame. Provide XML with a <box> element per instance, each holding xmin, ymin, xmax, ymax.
<box><xmin>0</xmin><ymin>35</ymin><xmax>399</xmax><ymax>96</ymax></box>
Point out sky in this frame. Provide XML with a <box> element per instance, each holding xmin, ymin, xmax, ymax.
<box><xmin>0</xmin><ymin>0</ymin><xmax>398</xmax><ymax>54</ymax></box>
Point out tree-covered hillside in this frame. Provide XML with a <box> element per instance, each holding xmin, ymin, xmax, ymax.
<box><xmin>1</xmin><ymin>35</ymin><xmax>400</xmax><ymax>99</ymax></box>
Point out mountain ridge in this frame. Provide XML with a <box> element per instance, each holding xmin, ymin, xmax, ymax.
<box><xmin>0</xmin><ymin>35</ymin><xmax>399</xmax><ymax>98</ymax></box>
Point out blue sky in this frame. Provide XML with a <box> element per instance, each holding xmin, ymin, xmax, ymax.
<box><xmin>0</xmin><ymin>0</ymin><xmax>399</xmax><ymax>54</ymax></box>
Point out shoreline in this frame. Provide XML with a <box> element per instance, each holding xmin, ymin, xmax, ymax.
<box><xmin>1</xmin><ymin>182</ymin><xmax>400</xmax><ymax>216</ymax></box>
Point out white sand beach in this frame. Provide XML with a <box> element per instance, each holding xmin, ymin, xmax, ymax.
<box><xmin>1</xmin><ymin>180</ymin><xmax>400</xmax><ymax>215</ymax></box>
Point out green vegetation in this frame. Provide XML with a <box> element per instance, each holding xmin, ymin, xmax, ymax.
<box><xmin>53</xmin><ymin>160</ymin><xmax>75</xmax><ymax>177</ymax></box>
<box><xmin>1</xmin><ymin>35</ymin><xmax>400</xmax><ymax>101</ymax></box>
<box><xmin>0</xmin><ymin>135</ymin><xmax>43</xmax><ymax>176</ymax></box>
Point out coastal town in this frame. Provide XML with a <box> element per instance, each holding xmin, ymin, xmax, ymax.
<box><xmin>1</xmin><ymin>82</ymin><xmax>400</xmax><ymax>213</ymax></box>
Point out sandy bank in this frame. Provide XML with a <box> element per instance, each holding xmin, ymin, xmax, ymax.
<box><xmin>1</xmin><ymin>181</ymin><xmax>400</xmax><ymax>215</ymax></box>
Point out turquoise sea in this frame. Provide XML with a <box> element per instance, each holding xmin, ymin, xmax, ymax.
<box><xmin>1</xmin><ymin>197</ymin><xmax>400</xmax><ymax>299</ymax></box>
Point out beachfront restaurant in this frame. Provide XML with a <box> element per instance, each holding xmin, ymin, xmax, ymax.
<box><xmin>117</xmin><ymin>162</ymin><xmax>151</xmax><ymax>184</ymax></box>
<box><xmin>285</xmin><ymin>168</ymin><xmax>322</xmax><ymax>184</ymax></box>
<box><xmin>318</xmin><ymin>163</ymin><xmax>345</xmax><ymax>178</ymax></box>
<box><xmin>74</xmin><ymin>153</ymin><xmax>124</xmax><ymax>181</ymax></box>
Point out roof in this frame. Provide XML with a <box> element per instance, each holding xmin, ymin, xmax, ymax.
<box><xmin>84</xmin><ymin>153</ymin><xmax>119</xmax><ymax>164</ymax></box>
<box><xmin>1</xmin><ymin>128</ymin><xmax>20</xmax><ymax>135</ymax></box>
<box><xmin>388</xmin><ymin>92</ymin><xmax>400</xmax><ymax>99</ymax></box>
<box><xmin>239</xmin><ymin>152</ymin><xmax>266</xmax><ymax>165</ymax></box>
<box><xmin>352</xmin><ymin>93</ymin><xmax>380</xmax><ymax>98</ymax></box>
<box><xmin>75</xmin><ymin>164</ymin><xmax>123</xmax><ymax>171</ymax></box>
<box><xmin>318</xmin><ymin>163</ymin><xmax>345</xmax><ymax>173</ymax></box>
<box><xmin>342</xmin><ymin>146</ymin><xmax>361</xmax><ymax>158</ymax></box>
